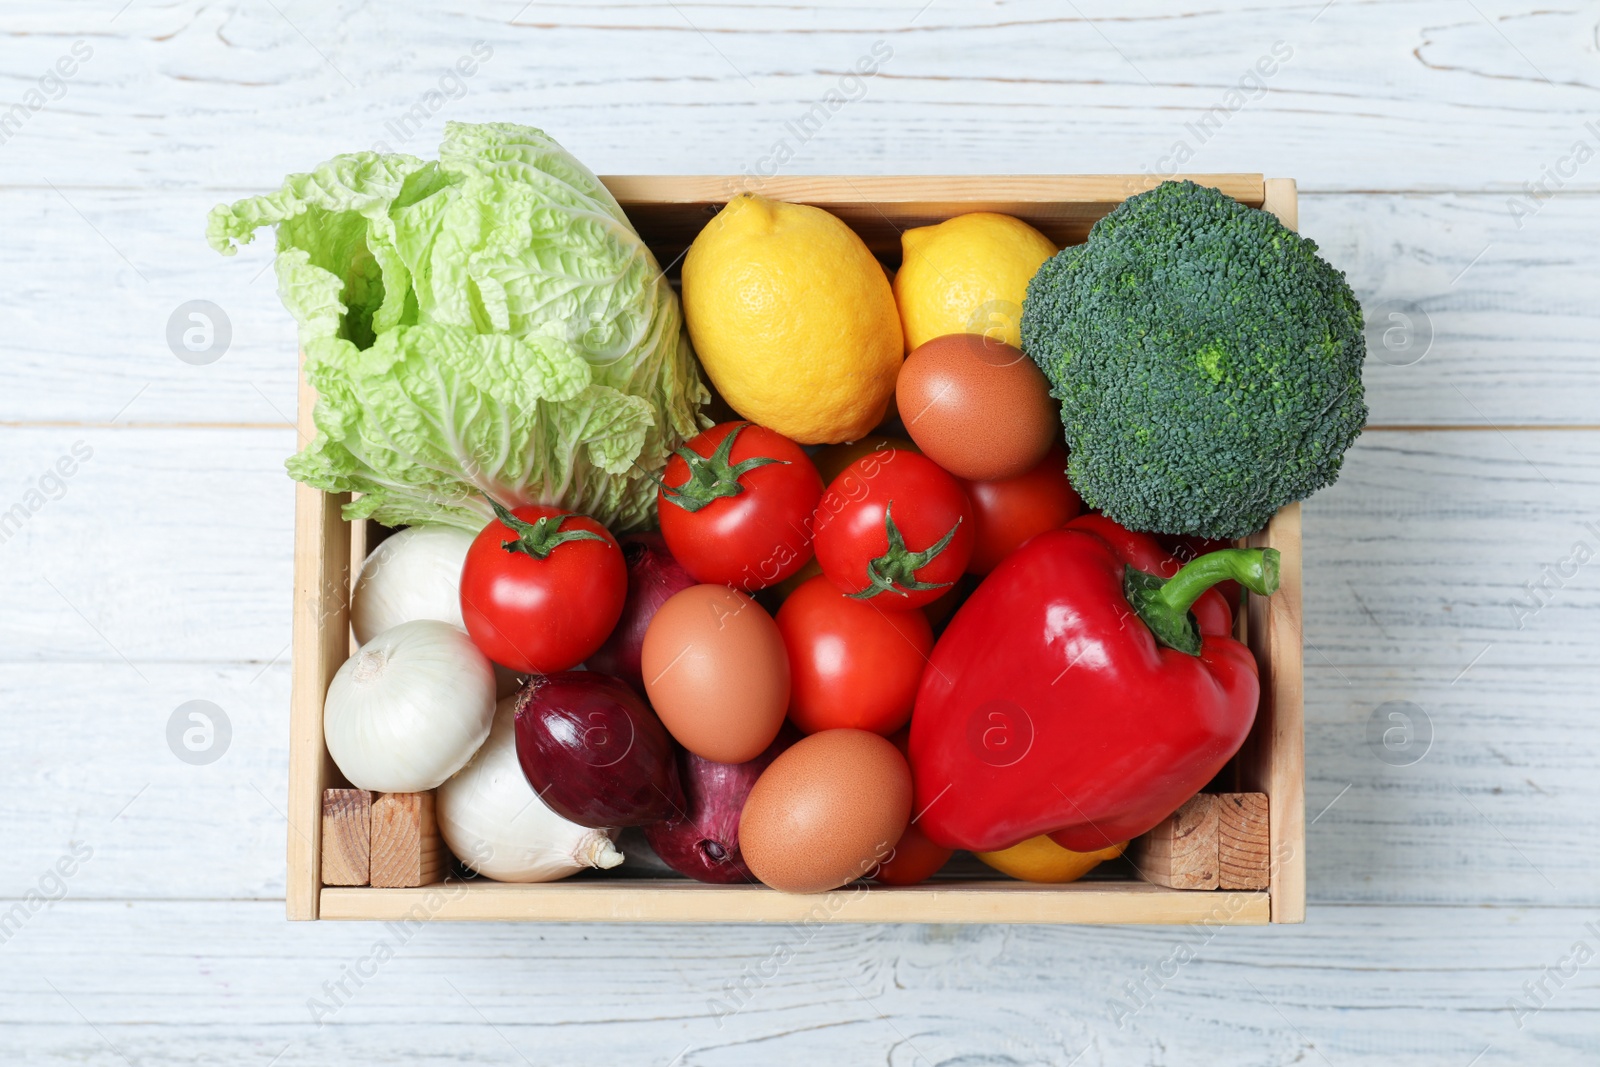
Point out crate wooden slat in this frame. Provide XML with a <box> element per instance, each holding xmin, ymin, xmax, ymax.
<box><xmin>288</xmin><ymin>172</ymin><xmax>1305</xmax><ymax>923</ymax></box>
<box><xmin>604</xmin><ymin>174</ymin><xmax>1267</xmax><ymax>265</ymax></box>
<box><xmin>287</xmin><ymin>345</ymin><xmax>354</xmax><ymax>921</ymax></box>
<box><xmin>320</xmin><ymin>880</ymin><xmax>1271</xmax><ymax>925</ymax></box>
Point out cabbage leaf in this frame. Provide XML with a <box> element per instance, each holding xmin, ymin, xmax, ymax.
<box><xmin>208</xmin><ymin>122</ymin><xmax>706</xmax><ymax>532</ymax></box>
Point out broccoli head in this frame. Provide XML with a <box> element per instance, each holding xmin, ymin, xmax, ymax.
<box><xmin>1020</xmin><ymin>180</ymin><xmax>1366</xmax><ymax>540</ymax></box>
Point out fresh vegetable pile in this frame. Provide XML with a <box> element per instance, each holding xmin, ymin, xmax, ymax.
<box><xmin>220</xmin><ymin>127</ymin><xmax>1363</xmax><ymax>893</ymax></box>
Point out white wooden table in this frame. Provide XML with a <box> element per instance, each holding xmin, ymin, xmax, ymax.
<box><xmin>2</xmin><ymin>2</ymin><xmax>1596</xmax><ymax>1063</ymax></box>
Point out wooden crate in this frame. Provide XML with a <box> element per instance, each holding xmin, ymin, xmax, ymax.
<box><xmin>287</xmin><ymin>174</ymin><xmax>1306</xmax><ymax>924</ymax></box>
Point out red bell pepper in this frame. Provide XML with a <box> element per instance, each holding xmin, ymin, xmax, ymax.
<box><xmin>907</xmin><ymin>517</ymin><xmax>1278</xmax><ymax>853</ymax></box>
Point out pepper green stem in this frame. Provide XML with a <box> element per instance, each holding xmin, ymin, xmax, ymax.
<box><xmin>1124</xmin><ymin>547</ymin><xmax>1280</xmax><ymax>656</ymax></box>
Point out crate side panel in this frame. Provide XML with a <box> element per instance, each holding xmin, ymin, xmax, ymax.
<box><xmin>320</xmin><ymin>881</ymin><xmax>1271</xmax><ymax>925</ymax></box>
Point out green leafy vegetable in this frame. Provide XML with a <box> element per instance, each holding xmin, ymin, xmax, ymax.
<box><xmin>1020</xmin><ymin>180</ymin><xmax>1366</xmax><ymax>540</ymax></box>
<box><xmin>208</xmin><ymin>121</ymin><xmax>706</xmax><ymax>532</ymax></box>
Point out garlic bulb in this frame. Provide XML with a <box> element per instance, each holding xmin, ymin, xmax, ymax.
<box><xmin>351</xmin><ymin>525</ymin><xmax>475</xmax><ymax>645</ymax></box>
<box><xmin>438</xmin><ymin>697</ymin><xmax>624</xmax><ymax>882</ymax></box>
<box><xmin>324</xmin><ymin>620</ymin><xmax>496</xmax><ymax>792</ymax></box>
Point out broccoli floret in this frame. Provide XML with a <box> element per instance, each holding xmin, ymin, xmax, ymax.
<box><xmin>1020</xmin><ymin>180</ymin><xmax>1367</xmax><ymax>540</ymax></box>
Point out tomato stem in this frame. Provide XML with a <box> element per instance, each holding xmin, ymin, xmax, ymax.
<box><xmin>848</xmin><ymin>501</ymin><xmax>961</xmax><ymax>601</ymax></box>
<box><xmin>487</xmin><ymin>496</ymin><xmax>608</xmax><ymax>560</ymax></box>
<box><xmin>651</xmin><ymin>422</ymin><xmax>788</xmax><ymax>514</ymax></box>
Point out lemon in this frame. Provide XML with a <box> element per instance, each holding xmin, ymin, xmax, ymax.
<box><xmin>976</xmin><ymin>835</ymin><xmax>1126</xmax><ymax>884</ymax></box>
<box><xmin>681</xmin><ymin>193</ymin><xmax>903</xmax><ymax>445</ymax></box>
<box><xmin>894</xmin><ymin>212</ymin><xmax>1057</xmax><ymax>351</ymax></box>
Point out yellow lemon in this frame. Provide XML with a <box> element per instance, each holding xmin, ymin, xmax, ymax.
<box><xmin>681</xmin><ymin>193</ymin><xmax>903</xmax><ymax>445</ymax></box>
<box><xmin>975</xmin><ymin>835</ymin><xmax>1126</xmax><ymax>884</ymax></box>
<box><xmin>893</xmin><ymin>212</ymin><xmax>1057</xmax><ymax>351</ymax></box>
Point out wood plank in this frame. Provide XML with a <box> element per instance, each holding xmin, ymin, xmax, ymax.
<box><xmin>2</xmin><ymin>431</ymin><xmax>1600</xmax><ymax>902</ymax></box>
<box><xmin>319</xmin><ymin>789</ymin><xmax>370</xmax><ymax>887</ymax></box>
<box><xmin>1131</xmin><ymin>794</ymin><xmax>1220</xmax><ymax>890</ymax></box>
<box><xmin>0</xmin><ymin>427</ymin><xmax>294</xmax><ymax>666</ymax></box>
<box><xmin>1245</xmin><ymin>501</ymin><xmax>1306</xmax><ymax>920</ymax></box>
<box><xmin>610</xmin><ymin>173</ymin><xmax>1263</xmax><ymax>260</ymax></box>
<box><xmin>1260</xmin><ymin>175</ymin><xmax>1297</xmax><ymax>232</ymax></box>
<box><xmin>1306</xmin><ymin>432</ymin><xmax>1600</xmax><ymax>667</ymax></box>
<box><xmin>4</xmin><ymin>2</ymin><xmax>1599</xmax><ymax>193</ymax></box>
<box><xmin>8</xmin><ymin>188</ymin><xmax>1600</xmax><ymax>428</ymax></box>
<box><xmin>286</xmin><ymin>337</ymin><xmax>350</xmax><ymax>918</ymax></box>
<box><xmin>0</xmin><ymin>900</ymin><xmax>1596</xmax><ymax>1065</ymax></box>
<box><xmin>368</xmin><ymin>793</ymin><xmax>445</xmax><ymax>890</ymax></box>
<box><xmin>321</xmin><ymin>878</ymin><xmax>1266</xmax><ymax>925</ymax></box>
<box><xmin>1250</xmin><ymin>177</ymin><xmax>1306</xmax><ymax>923</ymax></box>
<box><xmin>1217</xmin><ymin>793</ymin><xmax>1271</xmax><ymax>891</ymax></box>
<box><xmin>2</xmin><ymin>0</ymin><xmax>1599</xmax><ymax>1051</ymax></box>
<box><xmin>4</xmin><ymin>658</ymin><xmax>1593</xmax><ymax>906</ymax></box>
<box><xmin>1305</xmin><ymin>193</ymin><xmax>1600</xmax><ymax>427</ymax></box>
<box><xmin>1303</xmin><ymin>662</ymin><xmax>1600</xmax><ymax>905</ymax></box>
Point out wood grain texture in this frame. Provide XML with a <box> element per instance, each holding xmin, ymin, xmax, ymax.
<box><xmin>1246</xmin><ymin>501</ymin><xmax>1307</xmax><ymax>919</ymax></box>
<box><xmin>1305</xmin><ymin>432</ymin><xmax>1600</xmax><ymax>667</ymax></box>
<box><xmin>322</xmin><ymin>879</ymin><xmax>1271</xmax><ymax>926</ymax></box>
<box><xmin>1218</xmin><ymin>793</ymin><xmax>1272</xmax><ymax>890</ymax></box>
<box><xmin>1302</xmin><ymin>662</ymin><xmax>1600</xmax><ymax>905</ymax></box>
<box><xmin>0</xmin><ymin>427</ymin><xmax>294</xmax><ymax>665</ymax></box>
<box><xmin>4</xmin><ymin>0</ymin><xmax>1599</xmax><ymax>1057</ymax></box>
<box><xmin>319</xmin><ymin>789</ymin><xmax>370</xmax><ymax>887</ymax></box>
<box><xmin>611</xmin><ymin>172</ymin><xmax>1262</xmax><ymax>260</ymax></box>
<box><xmin>5</xmin><ymin>2</ymin><xmax>1599</xmax><ymax>192</ymax></box>
<box><xmin>368</xmin><ymin>793</ymin><xmax>444</xmax><ymax>890</ymax></box>
<box><xmin>286</xmin><ymin>348</ymin><xmax>348</xmax><ymax>915</ymax></box>
<box><xmin>4</xmin><ymin>656</ymin><xmax>1591</xmax><ymax>906</ymax></box>
<box><xmin>0</xmin><ymin>901</ymin><xmax>1596</xmax><ymax>1066</ymax></box>
<box><xmin>7</xmin><ymin>189</ymin><xmax>1599</xmax><ymax>427</ymax></box>
<box><xmin>1131</xmin><ymin>795</ymin><xmax>1221</xmax><ymax>891</ymax></box>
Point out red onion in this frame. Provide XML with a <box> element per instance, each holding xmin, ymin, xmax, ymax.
<box><xmin>644</xmin><ymin>727</ymin><xmax>795</xmax><ymax>883</ymax></box>
<box><xmin>514</xmin><ymin>671</ymin><xmax>685</xmax><ymax>828</ymax></box>
<box><xmin>586</xmin><ymin>533</ymin><xmax>698</xmax><ymax>694</ymax></box>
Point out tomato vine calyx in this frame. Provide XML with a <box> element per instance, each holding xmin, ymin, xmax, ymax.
<box><xmin>849</xmin><ymin>502</ymin><xmax>961</xmax><ymax>601</ymax></box>
<box><xmin>653</xmin><ymin>422</ymin><xmax>788</xmax><ymax>514</ymax></box>
<box><xmin>488</xmin><ymin>497</ymin><xmax>608</xmax><ymax>560</ymax></box>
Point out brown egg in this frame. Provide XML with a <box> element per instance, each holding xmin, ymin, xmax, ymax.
<box><xmin>641</xmin><ymin>584</ymin><xmax>789</xmax><ymax>763</ymax></box>
<box><xmin>896</xmin><ymin>333</ymin><xmax>1058</xmax><ymax>481</ymax></box>
<box><xmin>739</xmin><ymin>729</ymin><xmax>913</xmax><ymax>893</ymax></box>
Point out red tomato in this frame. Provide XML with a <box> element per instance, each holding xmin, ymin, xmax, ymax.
<box><xmin>657</xmin><ymin>422</ymin><xmax>824</xmax><ymax>593</ymax></box>
<box><xmin>460</xmin><ymin>502</ymin><xmax>626</xmax><ymax>674</ymax></box>
<box><xmin>960</xmin><ymin>446</ymin><xmax>1082</xmax><ymax>574</ymax></box>
<box><xmin>873</xmin><ymin>821</ymin><xmax>954</xmax><ymax>886</ymax></box>
<box><xmin>812</xmin><ymin>450</ymin><xmax>974</xmax><ymax>609</ymax></box>
<box><xmin>776</xmin><ymin>576</ymin><xmax>933</xmax><ymax>735</ymax></box>
<box><xmin>873</xmin><ymin>729</ymin><xmax>953</xmax><ymax>884</ymax></box>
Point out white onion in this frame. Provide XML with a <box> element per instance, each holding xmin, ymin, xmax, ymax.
<box><xmin>438</xmin><ymin>697</ymin><xmax>624</xmax><ymax>882</ymax></box>
<box><xmin>351</xmin><ymin>525</ymin><xmax>475</xmax><ymax>645</ymax></box>
<box><xmin>324</xmin><ymin>620</ymin><xmax>496</xmax><ymax>792</ymax></box>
